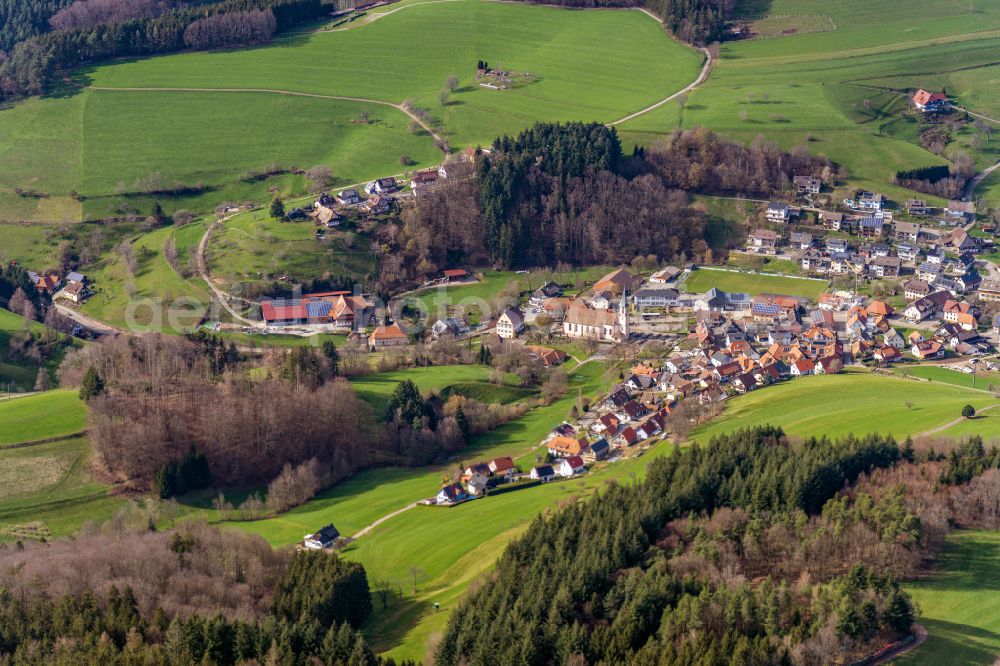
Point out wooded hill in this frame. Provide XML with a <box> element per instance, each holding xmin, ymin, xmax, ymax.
<box><xmin>436</xmin><ymin>428</ymin><xmax>1000</xmax><ymax>665</ymax></box>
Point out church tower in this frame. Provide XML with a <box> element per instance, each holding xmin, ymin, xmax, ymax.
<box><xmin>618</xmin><ymin>292</ymin><xmax>630</xmax><ymax>340</ymax></box>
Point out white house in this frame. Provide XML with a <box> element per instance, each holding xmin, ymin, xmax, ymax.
<box><xmin>303</xmin><ymin>524</ymin><xmax>340</xmax><ymax>549</ymax></box>
<box><xmin>530</xmin><ymin>465</ymin><xmax>556</xmax><ymax>483</ymax></box>
<box><xmin>496</xmin><ymin>307</ymin><xmax>525</xmax><ymax>339</ymax></box>
<box><xmin>555</xmin><ymin>456</ymin><xmax>586</xmax><ymax>478</ymax></box>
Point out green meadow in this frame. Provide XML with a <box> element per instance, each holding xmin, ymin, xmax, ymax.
<box><xmin>348</xmin><ymin>365</ymin><xmax>513</xmax><ymax>415</ymax></box>
<box><xmin>691</xmin><ymin>370</ymin><xmax>1000</xmax><ymax>444</ymax></box>
<box><xmin>0</xmin><ymin>389</ymin><xmax>87</xmax><ymax>446</ymax></box>
<box><xmin>617</xmin><ymin>0</ymin><xmax>1000</xmax><ymax>201</ymax></box>
<box><xmin>0</xmin><ymin>0</ymin><xmax>702</xmax><ymax>222</ymax></box>
<box><xmin>682</xmin><ymin>267</ymin><xmax>828</xmax><ymax>298</ymax></box>
<box><xmin>902</xmin><ymin>530</ymin><xmax>1000</xmax><ymax>666</ymax></box>
<box><xmin>79</xmin><ymin>223</ymin><xmax>214</xmax><ymax>333</ymax></box>
<box><xmin>206</xmin><ymin>208</ymin><xmax>377</xmax><ymax>290</ymax></box>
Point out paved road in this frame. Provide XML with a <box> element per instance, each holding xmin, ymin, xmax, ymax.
<box><xmin>608</xmin><ymin>10</ymin><xmax>712</xmax><ymax>126</ymax></box>
<box><xmin>964</xmin><ymin>158</ymin><xmax>1000</xmax><ymax>201</ymax></box>
<box><xmin>869</xmin><ymin>624</ymin><xmax>927</xmax><ymax>666</ymax></box>
<box><xmin>54</xmin><ymin>303</ymin><xmax>121</xmax><ymax>336</ymax></box>
<box><xmin>918</xmin><ymin>404</ymin><xmax>1000</xmax><ymax>437</ymax></box>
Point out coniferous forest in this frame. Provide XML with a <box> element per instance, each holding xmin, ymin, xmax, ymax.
<box><xmin>436</xmin><ymin>428</ymin><xmax>1000</xmax><ymax>665</ymax></box>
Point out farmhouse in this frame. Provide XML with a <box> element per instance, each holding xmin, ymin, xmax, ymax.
<box><xmin>913</xmin><ymin>89</ymin><xmax>948</xmax><ymax>112</ymax></box>
<box><xmin>261</xmin><ymin>291</ymin><xmax>370</xmax><ymax>328</ymax></box>
<box><xmin>303</xmin><ymin>524</ymin><xmax>340</xmax><ymax>549</ymax></box>
<box><xmin>496</xmin><ymin>307</ymin><xmax>525</xmax><ymax>339</ymax></box>
<box><xmin>369</xmin><ymin>322</ymin><xmax>408</xmax><ymax>347</ymax></box>
<box><xmin>593</xmin><ymin>267</ymin><xmax>636</xmax><ymax>294</ymax></box>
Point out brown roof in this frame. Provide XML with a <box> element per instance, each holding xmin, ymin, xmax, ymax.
<box><xmin>370</xmin><ymin>322</ymin><xmax>407</xmax><ymax>340</ymax></box>
<box><xmin>593</xmin><ymin>267</ymin><xmax>635</xmax><ymax>293</ymax></box>
<box><xmin>565</xmin><ymin>301</ymin><xmax>617</xmax><ymax>327</ymax></box>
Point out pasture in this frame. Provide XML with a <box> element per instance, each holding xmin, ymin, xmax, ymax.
<box><xmin>902</xmin><ymin>530</ymin><xmax>1000</xmax><ymax>666</ymax></box>
<box><xmin>682</xmin><ymin>267</ymin><xmax>827</xmax><ymax>298</ymax></box>
<box><xmin>79</xmin><ymin>223</ymin><xmax>213</xmax><ymax>333</ymax></box>
<box><xmin>690</xmin><ymin>370</ymin><xmax>1000</xmax><ymax>444</ymax></box>
<box><xmin>617</xmin><ymin>0</ymin><xmax>1000</xmax><ymax>200</ymax></box>
<box><xmin>206</xmin><ymin>209</ymin><xmax>377</xmax><ymax>290</ymax></box>
<box><xmin>0</xmin><ymin>0</ymin><xmax>702</xmax><ymax>222</ymax></box>
<box><xmin>348</xmin><ymin>365</ymin><xmax>517</xmax><ymax>415</ymax></box>
<box><xmin>0</xmin><ymin>390</ymin><xmax>86</xmax><ymax>446</ymax></box>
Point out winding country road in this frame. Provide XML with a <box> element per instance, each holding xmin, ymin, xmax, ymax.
<box><xmin>964</xmin><ymin>158</ymin><xmax>1000</xmax><ymax>201</ymax></box>
<box><xmin>918</xmin><ymin>403</ymin><xmax>1000</xmax><ymax>438</ymax></box>
<box><xmin>608</xmin><ymin>44</ymin><xmax>712</xmax><ymax>126</ymax></box>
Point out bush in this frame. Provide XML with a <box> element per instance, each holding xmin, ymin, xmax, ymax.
<box><xmin>962</xmin><ymin>404</ymin><xmax>976</xmax><ymax>418</ymax></box>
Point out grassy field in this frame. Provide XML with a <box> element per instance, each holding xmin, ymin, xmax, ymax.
<box><xmin>897</xmin><ymin>365</ymin><xmax>1000</xmax><ymax>392</ymax></box>
<box><xmin>220</xmin><ymin>359</ymin><xmax>617</xmax><ymax>658</ymax></box>
<box><xmin>0</xmin><ymin>391</ymin><xmax>126</xmax><ymax>540</ymax></box>
<box><xmin>902</xmin><ymin>530</ymin><xmax>1000</xmax><ymax>666</ymax></box>
<box><xmin>79</xmin><ymin>223</ymin><xmax>213</xmax><ymax>333</ymax></box>
<box><xmin>348</xmin><ymin>365</ymin><xmax>518</xmax><ymax>415</ymax></box>
<box><xmin>0</xmin><ymin>390</ymin><xmax>86</xmax><ymax>445</ymax></box>
<box><xmin>206</xmin><ymin>208</ymin><xmax>376</xmax><ymax>290</ymax></box>
<box><xmin>0</xmin><ymin>0</ymin><xmax>701</xmax><ymax>222</ymax></box>
<box><xmin>691</xmin><ymin>370</ymin><xmax>1000</xmax><ymax>443</ymax></box>
<box><xmin>0</xmin><ymin>435</ymin><xmax>126</xmax><ymax>541</ymax></box>
<box><xmin>617</xmin><ymin>0</ymin><xmax>1000</xmax><ymax>201</ymax></box>
<box><xmin>682</xmin><ymin>267</ymin><xmax>828</xmax><ymax>298</ymax></box>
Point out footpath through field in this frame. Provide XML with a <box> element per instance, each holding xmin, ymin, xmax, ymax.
<box><xmin>917</xmin><ymin>403</ymin><xmax>1000</xmax><ymax>438</ymax></box>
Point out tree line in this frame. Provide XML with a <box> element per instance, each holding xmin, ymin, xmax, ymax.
<box><xmin>502</xmin><ymin>0</ymin><xmax>734</xmax><ymax>45</ymax></box>
<box><xmin>434</xmin><ymin>427</ymin><xmax>1000</xmax><ymax>665</ymax></box>
<box><xmin>0</xmin><ymin>0</ymin><xmax>329</xmax><ymax>98</ymax></box>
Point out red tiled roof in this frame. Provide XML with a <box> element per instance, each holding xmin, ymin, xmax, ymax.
<box><xmin>443</xmin><ymin>269</ymin><xmax>468</xmax><ymax>278</ymax></box>
<box><xmin>913</xmin><ymin>89</ymin><xmax>947</xmax><ymax>106</ymax></box>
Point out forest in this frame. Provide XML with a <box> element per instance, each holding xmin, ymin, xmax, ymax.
<box><xmin>0</xmin><ymin>0</ymin><xmax>72</xmax><ymax>53</ymax></box>
<box><xmin>64</xmin><ymin>333</ymin><xmax>377</xmax><ymax>491</ymax></box>
<box><xmin>0</xmin><ymin>519</ymin><xmax>403</xmax><ymax>665</ymax></box>
<box><xmin>436</xmin><ymin>428</ymin><xmax>1000</xmax><ymax>665</ymax></box>
<box><xmin>0</xmin><ymin>0</ymin><xmax>328</xmax><ymax>97</ymax></box>
<box><xmin>378</xmin><ymin>123</ymin><xmax>832</xmax><ymax>288</ymax></box>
